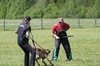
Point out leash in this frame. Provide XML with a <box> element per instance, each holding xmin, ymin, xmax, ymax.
<box><xmin>29</xmin><ymin>32</ymin><xmax>44</xmax><ymax>49</ymax></box>
<box><xmin>63</xmin><ymin>35</ymin><xmax>73</xmax><ymax>38</ymax></box>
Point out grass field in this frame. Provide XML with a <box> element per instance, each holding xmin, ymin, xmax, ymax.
<box><xmin>0</xmin><ymin>27</ymin><xmax>100</xmax><ymax>66</ymax></box>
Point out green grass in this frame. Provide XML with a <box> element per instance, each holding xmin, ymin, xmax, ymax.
<box><xmin>0</xmin><ymin>27</ymin><xmax>100</xmax><ymax>66</ymax></box>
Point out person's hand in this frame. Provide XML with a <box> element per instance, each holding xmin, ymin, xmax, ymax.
<box><xmin>15</xmin><ymin>29</ymin><xmax>18</xmax><ymax>34</ymax></box>
<box><xmin>15</xmin><ymin>31</ymin><xmax>17</xmax><ymax>34</ymax></box>
<box><xmin>26</xmin><ymin>31</ymin><xmax>30</xmax><ymax>38</ymax></box>
<box><xmin>53</xmin><ymin>34</ymin><xmax>60</xmax><ymax>39</ymax></box>
<box><xmin>55</xmin><ymin>36</ymin><xmax>60</xmax><ymax>39</ymax></box>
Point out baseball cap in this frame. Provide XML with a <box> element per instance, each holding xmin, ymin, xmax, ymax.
<box><xmin>25</xmin><ymin>16</ymin><xmax>31</xmax><ymax>21</ymax></box>
<box><xmin>58</xmin><ymin>18</ymin><xmax>64</xmax><ymax>22</ymax></box>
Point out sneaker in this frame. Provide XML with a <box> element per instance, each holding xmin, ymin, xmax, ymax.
<box><xmin>69</xmin><ymin>60</ymin><xmax>73</xmax><ymax>61</ymax></box>
<box><xmin>69</xmin><ymin>59</ymin><xmax>73</xmax><ymax>61</ymax></box>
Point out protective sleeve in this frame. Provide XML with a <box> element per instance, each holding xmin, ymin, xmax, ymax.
<box><xmin>51</xmin><ymin>24</ymin><xmax>57</xmax><ymax>34</ymax></box>
<box><xmin>65</xmin><ymin>23</ymin><xmax>70</xmax><ymax>30</ymax></box>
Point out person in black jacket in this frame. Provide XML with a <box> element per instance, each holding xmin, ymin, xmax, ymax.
<box><xmin>15</xmin><ymin>16</ymin><xmax>36</xmax><ymax>66</ymax></box>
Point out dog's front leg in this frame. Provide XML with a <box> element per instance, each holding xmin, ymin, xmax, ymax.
<box><xmin>42</xmin><ymin>58</ymin><xmax>47</xmax><ymax>65</ymax></box>
<box><xmin>36</xmin><ymin>59</ymin><xmax>40</xmax><ymax>66</ymax></box>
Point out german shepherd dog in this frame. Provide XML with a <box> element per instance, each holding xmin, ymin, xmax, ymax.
<box><xmin>35</xmin><ymin>48</ymin><xmax>54</xmax><ymax>66</ymax></box>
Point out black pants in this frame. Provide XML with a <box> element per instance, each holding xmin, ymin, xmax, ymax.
<box><xmin>18</xmin><ymin>41</ymin><xmax>36</xmax><ymax>66</ymax></box>
<box><xmin>52</xmin><ymin>38</ymin><xmax>72</xmax><ymax>61</ymax></box>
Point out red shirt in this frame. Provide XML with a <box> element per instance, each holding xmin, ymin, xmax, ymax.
<box><xmin>52</xmin><ymin>22</ymin><xmax>70</xmax><ymax>34</ymax></box>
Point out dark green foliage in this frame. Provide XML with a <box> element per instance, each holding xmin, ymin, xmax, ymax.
<box><xmin>0</xmin><ymin>0</ymin><xmax>100</xmax><ymax>19</ymax></box>
<box><xmin>86</xmin><ymin>0</ymin><xmax>100</xmax><ymax>18</ymax></box>
<box><xmin>43</xmin><ymin>3</ymin><xmax>58</xmax><ymax>18</ymax></box>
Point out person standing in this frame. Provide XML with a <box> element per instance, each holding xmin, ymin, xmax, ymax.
<box><xmin>15</xmin><ymin>16</ymin><xmax>36</xmax><ymax>66</ymax></box>
<box><xmin>51</xmin><ymin>18</ymin><xmax>73</xmax><ymax>61</ymax></box>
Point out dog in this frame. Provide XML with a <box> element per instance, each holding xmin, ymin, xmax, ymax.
<box><xmin>35</xmin><ymin>48</ymin><xmax>54</xmax><ymax>66</ymax></box>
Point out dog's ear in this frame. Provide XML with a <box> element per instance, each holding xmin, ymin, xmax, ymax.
<box><xmin>36</xmin><ymin>48</ymin><xmax>42</xmax><ymax>52</ymax></box>
<box><xmin>47</xmin><ymin>49</ymin><xmax>50</xmax><ymax>51</ymax></box>
<box><xmin>46</xmin><ymin>49</ymin><xmax>50</xmax><ymax>53</ymax></box>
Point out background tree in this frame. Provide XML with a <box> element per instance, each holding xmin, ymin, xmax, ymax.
<box><xmin>0</xmin><ymin>0</ymin><xmax>100</xmax><ymax>19</ymax></box>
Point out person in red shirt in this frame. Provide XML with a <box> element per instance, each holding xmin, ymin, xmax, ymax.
<box><xmin>51</xmin><ymin>18</ymin><xmax>73</xmax><ymax>61</ymax></box>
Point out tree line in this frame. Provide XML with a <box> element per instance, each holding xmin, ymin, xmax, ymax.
<box><xmin>0</xmin><ymin>0</ymin><xmax>100</xmax><ymax>19</ymax></box>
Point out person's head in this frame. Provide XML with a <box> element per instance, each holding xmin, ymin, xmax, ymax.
<box><xmin>24</xmin><ymin>16</ymin><xmax>31</xmax><ymax>24</ymax></box>
<box><xmin>58</xmin><ymin>18</ymin><xmax>64</xmax><ymax>26</ymax></box>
